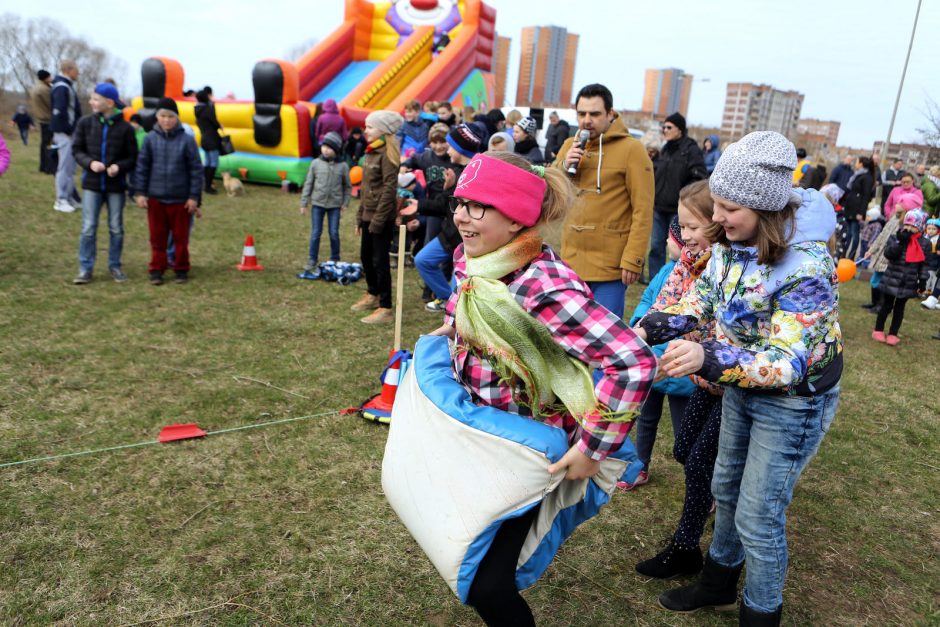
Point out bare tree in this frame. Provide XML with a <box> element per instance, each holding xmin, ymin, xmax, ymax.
<box><xmin>0</xmin><ymin>13</ymin><xmax>127</xmax><ymax>97</ymax></box>
<box><xmin>917</xmin><ymin>96</ymin><xmax>940</xmax><ymax>163</ymax></box>
<box><xmin>284</xmin><ymin>37</ymin><xmax>320</xmax><ymax>63</ymax></box>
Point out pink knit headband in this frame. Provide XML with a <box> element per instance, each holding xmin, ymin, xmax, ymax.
<box><xmin>454</xmin><ymin>153</ymin><xmax>546</xmax><ymax>227</ymax></box>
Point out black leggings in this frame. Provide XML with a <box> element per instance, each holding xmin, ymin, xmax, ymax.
<box><xmin>672</xmin><ymin>388</ymin><xmax>723</xmax><ymax>549</ymax></box>
<box><xmin>875</xmin><ymin>293</ymin><xmax>908</xmax><ymax>335</ymax></box>
<box><xmin>359</xmin><ymin>221</ymin><xmax>393</xmax><ymax>308</ymax></box>
<box><xmin>467</xmin><ymin>504</ymin><xmax>541</xmax><ymax>627</ymax></box>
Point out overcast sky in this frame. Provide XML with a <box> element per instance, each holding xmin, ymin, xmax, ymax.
<box><xmin>14</xmin><ymin>0</ymin><xmax>938</xmax><ymax>149</ymax></box>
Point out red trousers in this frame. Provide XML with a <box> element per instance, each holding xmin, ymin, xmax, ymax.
<box><xmin>147</xmin><ymin>199</ymin><xmax>190</xmax><ymax>272</ymax></box>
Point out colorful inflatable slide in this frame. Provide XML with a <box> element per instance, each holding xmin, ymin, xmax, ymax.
<box><xmin>131</xmin><ymin>0</ymin><xmax>496</xmax><ymax>185</ymax></box>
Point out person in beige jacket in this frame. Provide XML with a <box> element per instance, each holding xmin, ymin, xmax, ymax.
<box><xmin>29</xmin><ymin>69</ymin><xmax>56</xmax><ymax>174</ymax></box>
<box><xmin>554</xmin><ymin>83</ymin><xmax>654</xmax><ymax>319</ymax></box>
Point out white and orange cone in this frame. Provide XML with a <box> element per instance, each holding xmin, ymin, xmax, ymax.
<box><xmin>236</xmin><ymin>234</ymin><xmax>264</xmax><ymax>271</ymax></box>
<box><xmin>361</xmin><ymin>350</ymin><xmax>409</xmax><ymax>424</ymax></box>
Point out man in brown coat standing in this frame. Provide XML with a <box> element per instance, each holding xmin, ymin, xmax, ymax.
<box><xmin>554</xmin><ymin>83</ymin><xmax>654</xmax><ymax>319</ymax></box>
<box><xmin>29</xmin><ymin>69</ymin><xmax>56</xmax><ymax>174</ymax></box>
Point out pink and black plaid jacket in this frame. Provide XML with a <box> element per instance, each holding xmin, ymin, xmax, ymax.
<box><xmin>443</xmin><ymin>244</ymin><xmax>656</xmax><ymax>461</ymax></box>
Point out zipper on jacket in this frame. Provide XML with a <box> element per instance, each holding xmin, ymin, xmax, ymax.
<box><xmin>100</xmin><ymin>118</ymin><xmax>108</xmax><ymax>193</ymax></box>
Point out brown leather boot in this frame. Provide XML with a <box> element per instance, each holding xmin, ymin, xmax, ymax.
<box><xmin>350</xmin><ymin>293</ymin><xmax>380</xmax><ymax>311</ymax></box>
<box><xmin>361</xmin><ymin>307</ymin><xmax>394</xmax><ymax>324</ymax></box>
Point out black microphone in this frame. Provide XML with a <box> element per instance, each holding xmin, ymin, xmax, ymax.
<box><xmin>567</xmin><ymin>129</ymin><xmax>591</xmax><ymax>176</ymax></box>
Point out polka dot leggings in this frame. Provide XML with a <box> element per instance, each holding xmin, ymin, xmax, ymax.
<box><xmin>672</xmin><ymin>387</ymin><xmax>723</xmax><ymax>550</ymax></box>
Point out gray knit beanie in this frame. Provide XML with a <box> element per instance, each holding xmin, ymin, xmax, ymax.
<box><xmin>709</xmin><ymin>131</ymin><xmax>798</xmax><ymax>212</ymax></box>
<box><xmin>365</xmin><ymin>110</ymin><xmax>403</xmax><ymax>136</ymax></box>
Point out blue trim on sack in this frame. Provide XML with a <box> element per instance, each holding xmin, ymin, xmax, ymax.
<box><xmin>413</xmin><ymin>336</ymin><xmax>571</xmax><ymax>462</ymax></box>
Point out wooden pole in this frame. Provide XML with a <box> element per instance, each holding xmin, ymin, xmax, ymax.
<box><xmin>394</xmin><ymin>224</ymin><xmax>406</xmax><ymax>351</ymax></box>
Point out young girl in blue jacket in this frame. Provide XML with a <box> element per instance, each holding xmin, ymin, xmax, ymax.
<box><xmin>636</xmin><ymin>132</ymin><xmax>842</xmax><ymax>626</ymax></box>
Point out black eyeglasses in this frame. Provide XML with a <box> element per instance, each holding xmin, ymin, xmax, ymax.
<box><xmin>448</xmin><ymin>197</ymin><xmax>493</xmax><ymax>220</ymax></box>
<box><xmin>662</xmin><ymin>124</ymin><xmax>676</xmax><ymax>131</ymax></box>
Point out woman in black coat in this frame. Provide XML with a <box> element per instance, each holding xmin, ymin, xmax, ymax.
<box><xmin>841</xmin><ymin>156</ymin><xmax>875</xmax><ymax>259</ymax></box>
<box><xmin>194</xmin><ymin>90</ymin><xmax>222</xmax><ymax>194</ymax></box>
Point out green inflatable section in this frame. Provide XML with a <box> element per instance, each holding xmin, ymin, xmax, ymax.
<box><xmin>216</xmin><ymin>153</ymin><xmax>312</xmax><ymax>186</ymax></box>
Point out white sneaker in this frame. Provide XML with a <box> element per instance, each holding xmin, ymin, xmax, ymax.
<box><xmin>921</xmin><ymin>295</ymin><xmax>939</xmax><ymax>310</ymax></box>
<box><xmin>54</xmin><ymin>199</ymin><xmax>76</xmax><ymax>213</ymax></box>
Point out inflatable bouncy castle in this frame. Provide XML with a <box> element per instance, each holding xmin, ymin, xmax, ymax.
<box><xmin>131</xmin><ymin>0</ymin><xmax>497</xmax><ymax>185</ymax></box>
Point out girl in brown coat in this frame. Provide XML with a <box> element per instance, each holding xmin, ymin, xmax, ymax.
<box><xmin>353</xmin><ymin>110</ymin><xmax>403</xmax><ymax>324</ymax></box>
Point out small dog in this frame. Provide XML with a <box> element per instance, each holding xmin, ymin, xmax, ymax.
<box><xmin>222</xmin><ymin>171</ymin><xmax>245</xmax><ymax>197</ymax></box>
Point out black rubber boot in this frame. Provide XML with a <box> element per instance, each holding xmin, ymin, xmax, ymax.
<box><xmin>636</xmin><ymin>540</ymin><xmax>703</xmax><ymax>579</ymax></box>
<box><xmin>204</xmin><ymin>166</ymin><xmax>218</xmax><ymax>194</ymax></box>
<box><xmin>658</xmin><ymin>553</ymin><xmax>742</xmax><ymax>613</ymax></box>
<box><xmin>739</xmin><ymin>601</ymin><xmax>782</xmax><ymax>626</ymax></box>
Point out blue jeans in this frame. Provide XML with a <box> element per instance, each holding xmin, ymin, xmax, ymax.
<box><xmin>587</xmin><ymin>279</ymin><xmax>626</xmax><ymax>320</ymax></box>
<box><xmin>648</xmin><ymin>209</ymin><xmax>675</xmax><ymax>280</ymax></box>
<box><xmin>79</xmin><ymin>190</ymin><xmax>125</xmax><ymax>272</ymax></box>
<box><xmin>54</xmin><ymin>132</ymin><xmax>77</xmax><ymax>202</ymax></box>
<box><xmin>844</xmin><ymin>219</ymin><xmax>861</xmax><ymax>259</ymax></box>
<box><xmin>415</xmin><ymin>237</ymin><xmax>453</xmax><ymax>301</ymax></box>
<box><xmin>167</xmin><ymin>213</ymin><xmax>195</xmax><ymax>265</ymax></box>
<box><xmin>308</xmin><ymin>206</ymin><xmax>341</xmax><ymax>264</ymax></box>
<box><xmin>203</xmin><ymin>149</ymin><xmax>220</xmax><ymax>168</ymax></box>
<box><xmin>709</xmin><ymin>385</ymin><xmax>840</xmax><ymax>613</ymax></box>
<box><xmin>633</xmin><ymin>389</ymin><xmax>689</xmax><ymax>473</ymax></box>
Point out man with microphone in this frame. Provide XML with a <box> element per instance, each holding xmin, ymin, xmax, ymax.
<box><xmin>553</xmin><ymin>83</ymin><xmax>654</xmax><ymax>319</ymax></box>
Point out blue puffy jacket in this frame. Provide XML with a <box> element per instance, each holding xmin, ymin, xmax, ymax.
<box><xmin>134</xmin><ymin>123</ymin><xmax>203</xmax><ymax>203</ymax></box>
<box><xmin>629</xmin><ymin>260</ymin><xmax>696</xmax><ymax>397</ymax></box>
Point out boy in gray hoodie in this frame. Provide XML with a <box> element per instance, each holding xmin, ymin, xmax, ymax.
<box><xmin>299</xmin><ymin>132</ymin><xmax>351</xmax><ymax>272</ymax></box>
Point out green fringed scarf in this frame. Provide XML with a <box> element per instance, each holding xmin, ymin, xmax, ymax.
<box><xmin>455</xmin><ymin>231</ymin><xmax>631</xmax><ymax>433</ymax></box>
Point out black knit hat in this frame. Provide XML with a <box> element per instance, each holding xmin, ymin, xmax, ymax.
<box><xmin>321</xmin><ymin>131</ymin><xmax>343</xmax><ymax>153</ymax></box>
<box><xmin>37</xmin><ymin>69</ymin><xmax>51</xmax><ymax>81</ymax></box>
<box><xmin>156</xmin><ymin>97</ymin><xmax>179</xmax><ymax>116</ymax></box>
<box><xmin>665</xmin><ymin>112</ymin><xmax>687</xmax><ymax>135</ymax></box>
<box><xmin>446</xmin><ymin>123</ymin><xmax>484</xmax><ymax>158</ymax></box>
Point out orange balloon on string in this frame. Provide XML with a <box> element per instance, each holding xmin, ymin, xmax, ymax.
<box><xmin>836</xmin><ymin>258</ymin><xmax>856</xmax><ymax>283</ymax></box>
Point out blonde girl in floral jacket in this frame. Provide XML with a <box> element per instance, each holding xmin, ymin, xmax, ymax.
<box><xmin>637</xmin><ymin>132</ymin><xmax>842</xmax><ymax>626</ymax></box>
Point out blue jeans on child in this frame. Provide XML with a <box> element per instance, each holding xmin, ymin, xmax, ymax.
<box><xmin>633</xmin><ymin>390</ymin><xmax>688</xmax><ymax>473</ymax></box>
<box><xmin>308</xmin><ymin>206</ymin><xmax>341</xmax><ymax>264</ymax></box>
<box><xmin>708</xmin><ymin>385</ymin><xmax>840</xmax><ymax>614</ymax></box>
<box><xmin>415</xmin><ymin>237</ymin><xmax>453</xmax><ymax>301</ymax></box>
<box><xmin>79</xmin><ymin>190</ymin><xmax>125</xmax><ymax>272</ymax></box>
<box><xmin>587</xmin><ymin>279</ymin><xmax>626</xmax><ymax>320</ymax></box>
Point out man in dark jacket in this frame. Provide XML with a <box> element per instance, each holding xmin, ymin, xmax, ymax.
<box><xmin>828</xmin><ymin>155</ymin><xmax>854</xmax><ymax>192</ymax></box>
<box><xmin>71</xmin><ymin>83</ymin><xmax>138</xmax><ymax>285</ymax></box>
<box><xmin>648</xmin><ymin>111</ymin><xmax>707</xmax><ymax>279</ymax></box>
<box><xmin>543</xmin><ymin>111</ymin><xmax>570</xmax><ymax>163</ymax></box>
<box><xmin>134</xmin><ymin>97</ymin><xmax>203</xmax><ymax>285</ymax></box>
<box><xmin>50</xmin><ymin>60</ymin><xmax>83</xmax><ymax>212</ymax></box>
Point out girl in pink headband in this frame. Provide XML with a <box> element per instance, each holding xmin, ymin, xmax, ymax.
<box><xmin>424</xmin><ymin>151</ymin><xmax>656</xmax><ymax>623</ymax></box>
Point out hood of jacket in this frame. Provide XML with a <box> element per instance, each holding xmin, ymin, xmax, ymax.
<box><xmin>321</xmin><ymin>99</ymin><xmax>339</xmax><ymax>114</ymax></box>
<box><xmin>790</xmin><ymin>187</ymin><xmax>836</xmax><ymax>245</ymax></box>
<box><xmin>705</xmin><ymin>134</ymin><xmax>720</xmax><ymax>152</ymax></box>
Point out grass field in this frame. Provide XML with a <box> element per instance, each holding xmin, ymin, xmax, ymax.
<box><xmin>0</xmin><ymin>132</ymin><xmax>937</xmax><ymax>626</ymax></box>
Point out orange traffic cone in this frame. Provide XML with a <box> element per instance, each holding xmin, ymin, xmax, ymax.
<box><xmin>360</xmin><ymin>350</ymin><xmax>410</xmax><ymax>424</ymax></box>
<box><xmin>236</xmin><ymin>234</ymin><xmax>264</xmax><ymax>271</ymax></box>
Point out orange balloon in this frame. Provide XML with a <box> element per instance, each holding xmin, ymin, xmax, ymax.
<box><xmin>349</xmin><ymin>165</ymin><xmax>363</xmax><ymax>185</ymax></box>
<box><xmin>836</xmin><ymin>258</ymin><xmax>856</xmax><ymax>283</ymax></box>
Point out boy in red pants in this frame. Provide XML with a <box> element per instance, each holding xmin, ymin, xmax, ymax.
<box><xmin>133</xmin><ymin>97</ymin><xmax>203</xmax><ymax>284</ymax></box>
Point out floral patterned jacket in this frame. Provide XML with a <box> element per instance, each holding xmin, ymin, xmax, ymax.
<box><xmin>639</xmin><ymin>188</ymin><xmax>844</xmax><ymax>396</ymax></box>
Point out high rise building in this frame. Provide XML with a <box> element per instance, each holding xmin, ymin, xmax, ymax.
<box><xmin>492</xmin><ymin>35</ymin><xmax>511</xmax><ymax>107</ymax></box>
<box><xmin>797</xmin><ymin>119</ymin><xmax>841</xmax><ymax>148</ymax></box>
<box><xmin>721</xmin><ymin>83</ymin><xmax>804</xmax><ymax>143</ymax></box>
<box><xmin>515</xmin><ymin>26</ymin><xmax>579</xmax><ymax>108</ymax></box>
<box><xmin>642</xmin><ymin>68</ymin><xmax>693</xmax><ymax>118</ymax></box>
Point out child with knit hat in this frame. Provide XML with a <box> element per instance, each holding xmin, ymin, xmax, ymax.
<box><xmin>133</xmin><ymin>97</ymin><xmax>203</xmax><ymax>285</ymax></box>
<box><xmin>872</xmin><ymin>209</ymin><xmax>931</xmax><ymax>345</ymax></box>
<box><xmin>417</xmin><ymin>151</ymin><xmax>655</xmax><ymax>624</ymax></box>
<box><xmin>70</xmin><ymin>82</ymin><xmax>138</xmax><ymax>284</ymax></box>
<box><xmin>299</xmin><ymin>131</ymin><xmax>350</xmax><ymax>277</ymax></box>
<box><xmin>353</xmin><ymin>110</ymin><xmax>403</xmax><ymax>323</ymax></box>
<box><xmin>636</xmin><ymin>131</ymin><xmax>842</xmax><ymax>624</ymax></box>
<box><xmin>511</xmin><ymin>116</ymin><xmax>543</xmax><ymax>164</ymax></box>
<box><xmin>400</xmin><ymin>122</ymin><xmax>484</xmax><ymax>312</ymax></box>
